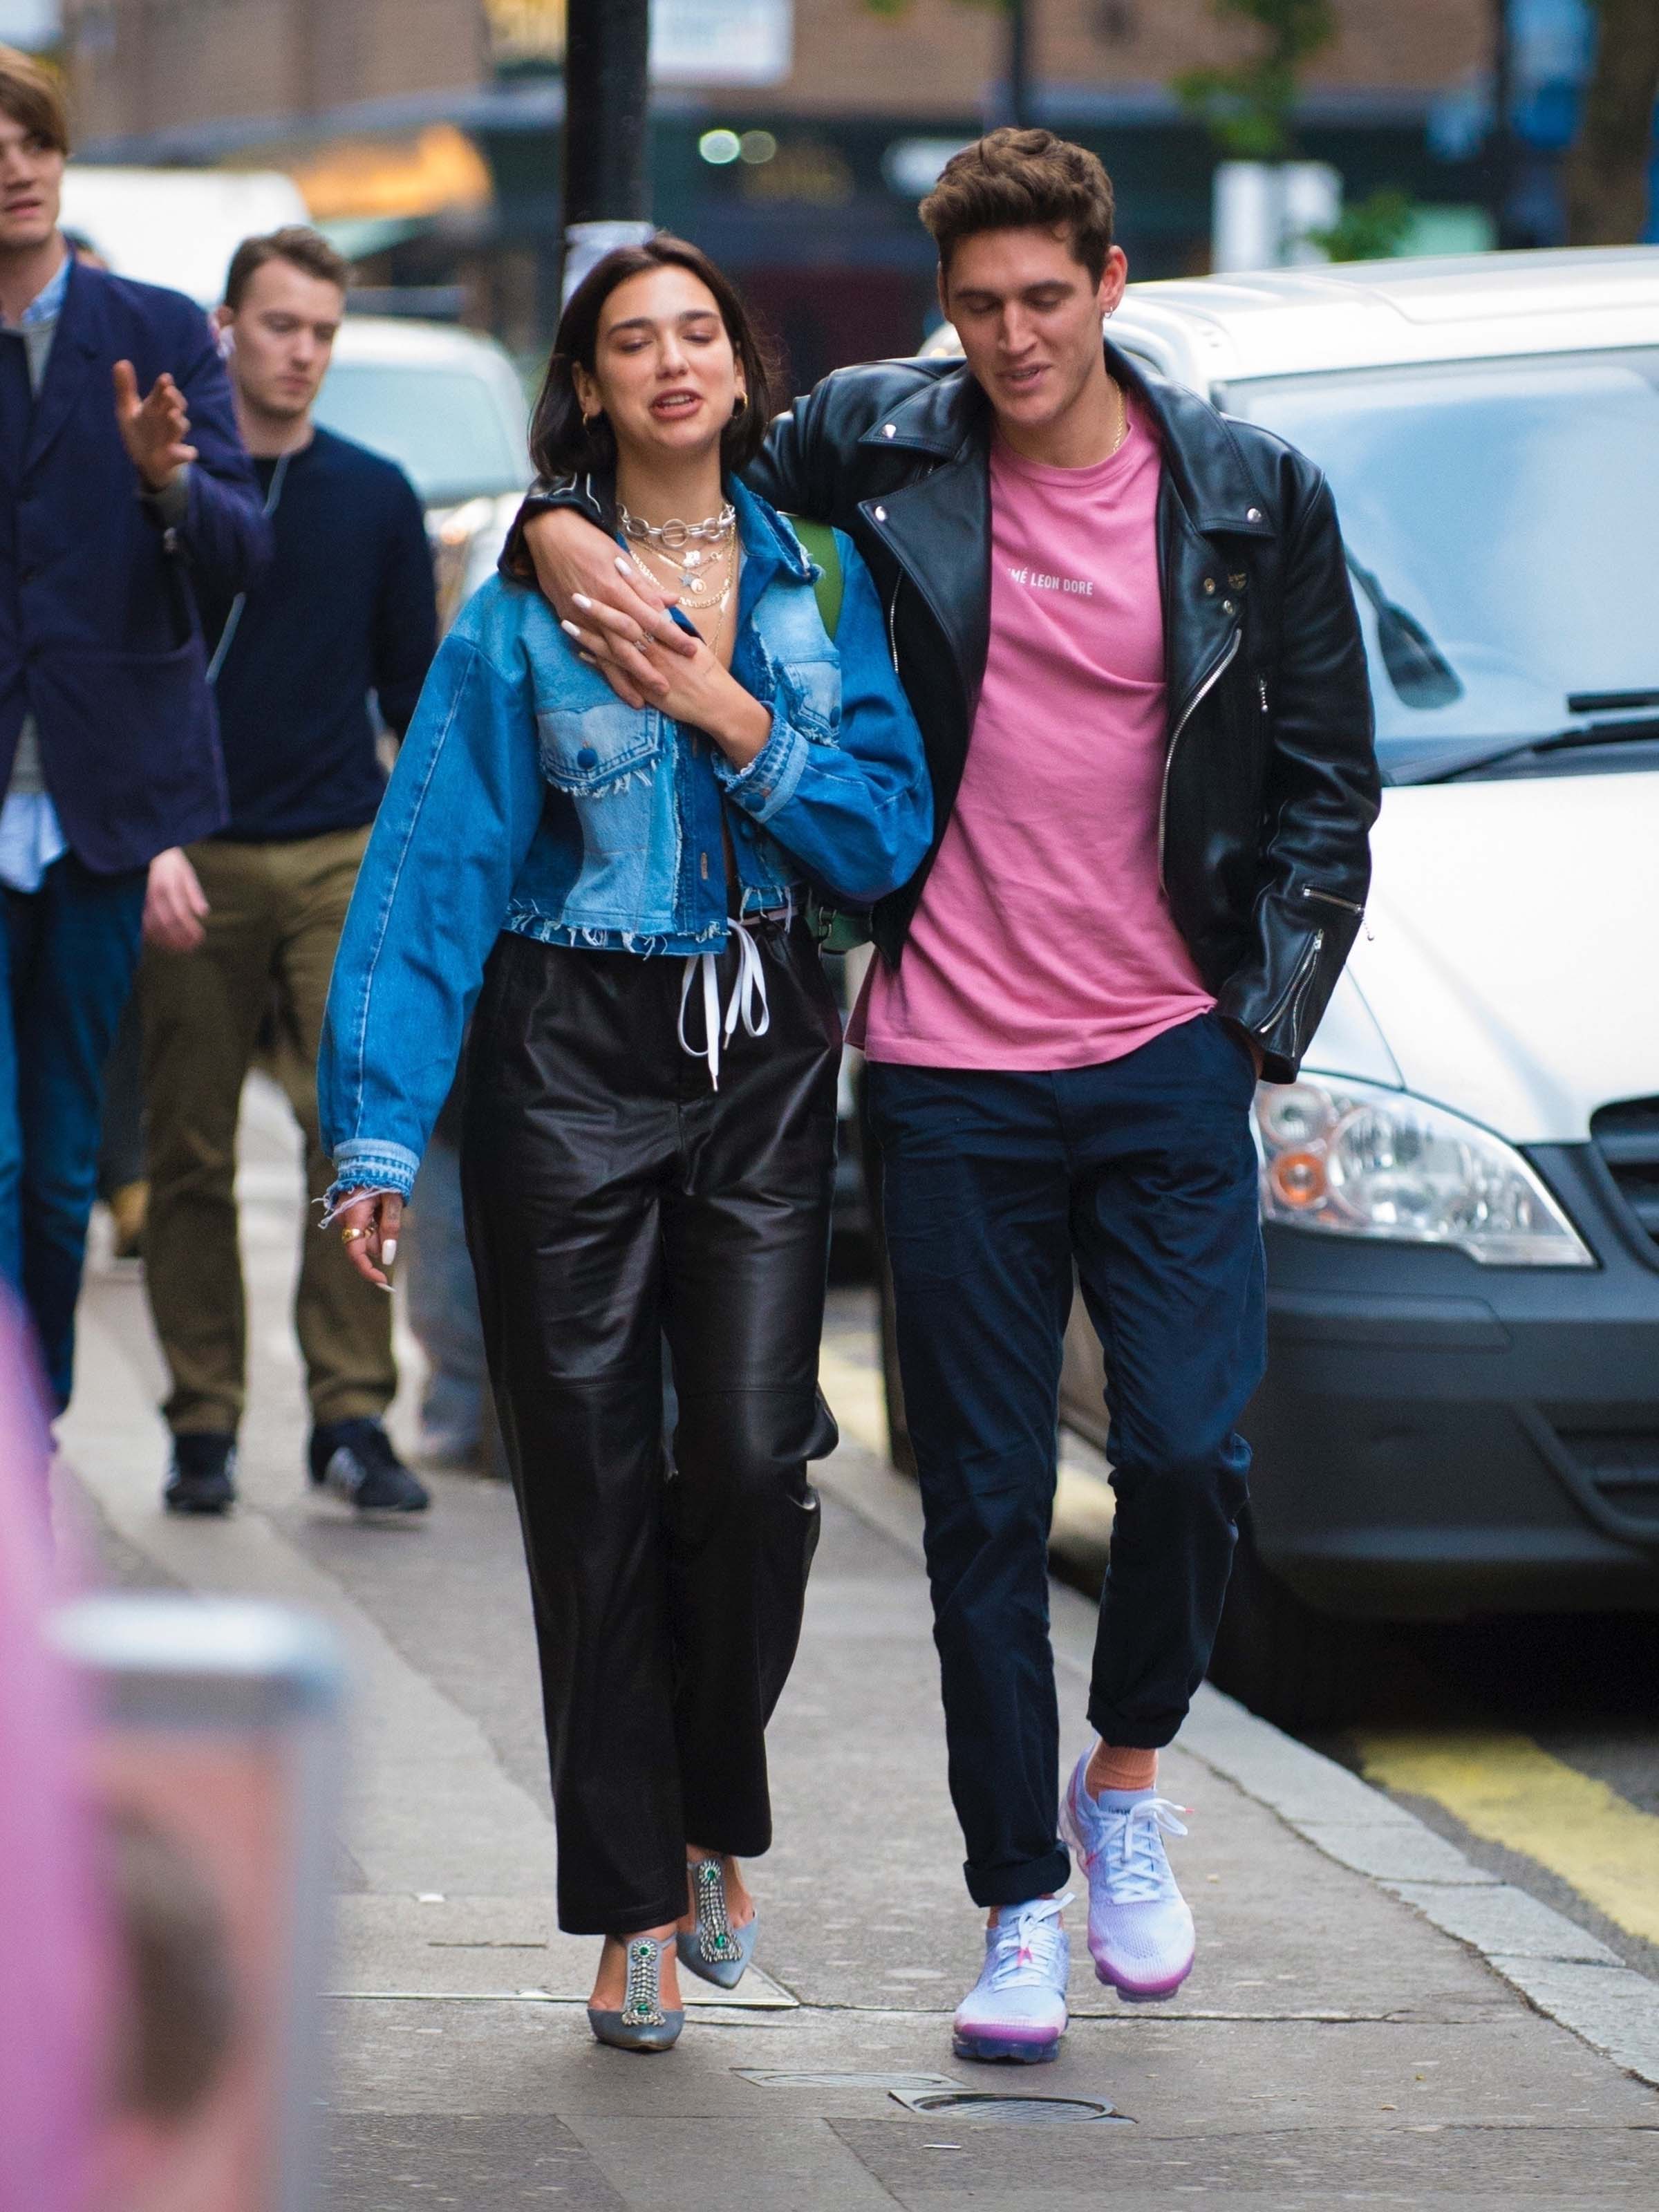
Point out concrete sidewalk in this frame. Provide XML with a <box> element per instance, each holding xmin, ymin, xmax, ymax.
<box><xmin>58</xmin><ymin>1079</ymin><xmax>1659</xmax><ymax>2208</ymax></box>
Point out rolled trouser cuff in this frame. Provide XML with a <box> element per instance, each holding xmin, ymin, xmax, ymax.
<box><xmin>964</xmin><ymin>1846</ymin><xmax>1073</xmax><ymax>1912</ymax></box>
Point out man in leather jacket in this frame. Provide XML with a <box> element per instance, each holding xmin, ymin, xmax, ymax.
<box><xmin>512</xmin><ymin>131</ymin><xmax>1378</xmax><ymax>2061</ymax></box>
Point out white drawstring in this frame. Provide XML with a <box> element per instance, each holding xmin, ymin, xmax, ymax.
<box><xmin>677</xmin><ymin>921</ymin><xmax>770</xmax><ymax>1089</ymax></box>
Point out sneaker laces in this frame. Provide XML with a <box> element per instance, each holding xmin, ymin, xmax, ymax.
<box><xmin>984</xmin><ymin>1892</ymin><xmax>1073</xmax><ymax>1990</ymax></box>
<box><xmin>1100</xmin><ymin>1797</ymin><xmax>1189</xmax><ymax>1905</ymax></box>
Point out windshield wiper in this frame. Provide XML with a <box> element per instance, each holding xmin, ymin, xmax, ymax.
<box><xmin>1407</xmin><ymin>710</ymin><xmax>1659</xmax><ymax>785</ymax></box>
<box><xmin>1346</xmin><ymin>556</ymin><xmax>1464</xmax><ymax>709</ymax></box>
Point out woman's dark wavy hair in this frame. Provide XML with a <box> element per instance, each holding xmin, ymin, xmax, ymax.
<box><xmin>527</xmin><ymin>234</ymin><xmax>779</xmax><ymax>492</ymax></box>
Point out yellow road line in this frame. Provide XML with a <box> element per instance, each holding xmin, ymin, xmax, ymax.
<box><xmin>1357</xmin><ymin>1730</ymin><xmax>1659</xmax><ymax>1947</ymax></box>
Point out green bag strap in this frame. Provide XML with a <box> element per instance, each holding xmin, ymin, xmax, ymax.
<box><xmin>787</xmin><ymin>516</ymin><xmax>843</xmax><ymax>637</ymax></box>
<box><xmin>779</xmin><ymin>518</ymin><xmax>870</xmax><ymax>954</ymax></box>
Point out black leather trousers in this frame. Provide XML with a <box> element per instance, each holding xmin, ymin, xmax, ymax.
<box><xmin>460</xmin><ymin>921</ymin><xmax>841</xmax><ymax>1935</ymax></box>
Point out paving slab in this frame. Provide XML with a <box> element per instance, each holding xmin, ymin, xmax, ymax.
<box><xmin>56</xmin><ymin>1078</ymin><xmax>1659</xmax><ymax>2208</ymax></box>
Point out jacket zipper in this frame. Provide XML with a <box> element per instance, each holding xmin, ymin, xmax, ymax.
<box><xmin>1258</xmin><ymin>925</ymin><xmax>1324</xmax><ymax>1044</ymax></box>
<box><xmin>887</xmin><ymin>574</ymin><xmax>902</xmax><ymax>671</ymax></box>
<box><xmin>1300</xmin><ymin>885</ymin><xmax>1365</xmax><ymax>915</ymax></box>
<box><xmin>1258</xmin><ymin>674</ymin><xmax>1268</xmax><ymax>715</ymax></box>
<box><xmin>1158</xmin><ymin>626</ymin><xmax>1241</xmax><ymax>894</ymax></box>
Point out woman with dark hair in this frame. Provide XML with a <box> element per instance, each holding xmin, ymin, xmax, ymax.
<box><xmin>319</xmin><ymin>239</ymin><xmax>930</xmax><ymax>2051</ymax></box>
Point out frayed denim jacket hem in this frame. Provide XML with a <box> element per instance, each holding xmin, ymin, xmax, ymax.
<box><xmin>319</xmin><ymin>481</ymin><xmax>930</xmax><ymax>1215</ymax></box>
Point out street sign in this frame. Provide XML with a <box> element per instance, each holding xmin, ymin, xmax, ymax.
<box><xmin>652</xmin><ymin>0</ymin><xmax>793</xmax><ymax>86</ymax></box>
<box><xmin>485</xmin><ymin>0</ymin><xmax>793</xmax><ymax>86</ymax></box>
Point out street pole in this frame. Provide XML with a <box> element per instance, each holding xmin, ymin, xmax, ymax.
<box><xmin>1488</xmin><ymin>0</ymin><xmax>1518</xmax><ymax>248</ymax></box>
<box><xmin>561</xmin><ymin>0</ymin><xmax>654</xmax><ymax>303</ymax></box>
<box><xmin>1007</xmin><ymin>0</ymin><xmax>1031</xmax><ymax>130</ymax></box>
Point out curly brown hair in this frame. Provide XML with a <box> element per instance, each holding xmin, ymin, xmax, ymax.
<box><xmin>920</xmin><ymin>129</ymin><xmax>1116</xmax><ymax>285</ymax></box>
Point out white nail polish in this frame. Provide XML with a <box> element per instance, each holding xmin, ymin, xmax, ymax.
<box><xmin>561</xmin><ymin>620</ymin><xmax>582</xmax><ymax>637</ymax></box>
<box><xmin>573</xmin><ymin>593</ymin><xmax>594</xmax><ymax>609</ymax></box>
<box><xmin>382</xmin><ymin>1238</ymin><xmax>397</xmax><ymax>1266</ymax></box>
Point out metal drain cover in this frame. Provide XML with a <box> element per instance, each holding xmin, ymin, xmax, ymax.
<box><xmin>890</xmin><ymin>2090</ymin><xmax>1129</xmax><ymax>2125</ymax></box>
<box><xmin>735</xmin><ymin>2070</ymin><xmax>964</xmax><ymax>2092</ymax></box>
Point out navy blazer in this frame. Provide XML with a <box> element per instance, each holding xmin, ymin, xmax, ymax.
<box><xmin>0</xmin><ymin>257</ymin><xmax>272</xmax><ymax>874</ymax></box>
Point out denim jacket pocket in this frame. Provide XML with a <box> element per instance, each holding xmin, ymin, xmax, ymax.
<box><xmin>536</xmin><ymin>699</ymin><xmax>665</xmax><ymax>797</ymax></box>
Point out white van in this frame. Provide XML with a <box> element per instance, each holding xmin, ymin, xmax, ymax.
<box><xmin>919</xmin><ymin>250</ymin><xmax>1659</xmax><ymax>1721</ymax></box>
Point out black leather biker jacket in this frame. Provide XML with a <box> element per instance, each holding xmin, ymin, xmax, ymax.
<box><xmin>513</xmin><ymin>341</ymin><xmax>1380</xmax><ymax>1081</ymax></box>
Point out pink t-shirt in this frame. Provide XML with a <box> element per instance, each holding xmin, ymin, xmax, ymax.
<box><xmin>853</xmin><ymin>397</ymin><xmax>1214</xmax><ymax>1069</ymax></box>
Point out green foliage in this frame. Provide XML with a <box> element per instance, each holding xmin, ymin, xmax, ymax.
<box><xmin>1316</xmin><ymin>188</ymin><xmax>1417</xmax><ymax>263</ymax></box>
<box><xmin>1302</xmin><ymin>187</ymin><xmax>1416</xmax><ymax>262</ymax></box>
<box><xmin>1174</xmin><ymin>0</ymin><xmax>1338</xmax><ymax>159</ymax></box>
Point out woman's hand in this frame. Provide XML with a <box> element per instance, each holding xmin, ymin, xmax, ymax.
<box><xmin>521</xmin><ymin>509</ymin><xmax>697</xmax><ymax>709</ymax></box>
<box><xmin>336</xmin><ymin>1192</ymin><xmax>403</xmax><ymax>1291</ymax></box>
<box><xmin>562</xmin><ymin>617</ymin><xmax>771</xmax><ymax>767</ymax></box>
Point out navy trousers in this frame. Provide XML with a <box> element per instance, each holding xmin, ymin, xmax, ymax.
<box><xmin>866</xmin><ymin>1011</ymin><xmax>1266</xmax><ymax>1908</ymax></box>
<box><xmin>0</xmin><ymin>853</ymin><xmax>147</xmax><ymax>1409</ymax></box>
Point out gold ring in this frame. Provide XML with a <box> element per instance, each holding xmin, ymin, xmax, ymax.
<box><xmin>341</xmin><ymin>1225</ymin><xmax>368</xmax><ymax>1245</ymax></box>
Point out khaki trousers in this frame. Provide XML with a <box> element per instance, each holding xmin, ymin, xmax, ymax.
<box><xmin>141</xmin><ymin>826</ymin><xmax>395</xmax><ymax>1436</ymax></box>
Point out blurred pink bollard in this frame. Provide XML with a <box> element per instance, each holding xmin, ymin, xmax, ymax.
<box><xmin>0</xmin><ymin>1290</ymin><xmax>105</xmax><ymax>2212</ymax></box>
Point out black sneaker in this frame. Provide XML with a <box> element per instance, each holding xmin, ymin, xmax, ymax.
<box><xmin>308</xmin><ymin>1418</ymin><xmax>430</xmax><ymax>1513</ymax></box>
<box><xmin>164</xmin><ymin>1432</ymin><xmax>237</xmax><ymax>1515</ymax></box>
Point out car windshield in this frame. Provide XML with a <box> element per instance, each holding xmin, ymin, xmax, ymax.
<box><xmin>1224</xmin><ymin>350</ymin><xmax>1659</xmax><ymax>782</ymax></box>
<box><xmin>313</xmin><ymin>362</ymin><xmax>526</xmax><ymax>505</ymax></box>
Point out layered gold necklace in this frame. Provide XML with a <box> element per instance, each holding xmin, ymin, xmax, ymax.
<box><xmin>619</xmin><ymin>502</ymin><xmax>738</xmax><ymax>615</ymax></box>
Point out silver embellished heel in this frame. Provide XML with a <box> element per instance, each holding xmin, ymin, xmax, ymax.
<box><xmin>675</xmin><ymin>1856</ymin><xmax>759</xmax><ymax>1991</ymax></box>
<box><xmin>586</xmin><ymin>1933</ymin><xmax>684</xmax><ymax>2052</ymax></box>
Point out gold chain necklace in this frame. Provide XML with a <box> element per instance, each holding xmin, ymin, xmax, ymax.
<box><xmin>1107</xmin><ymin>377</ymin><xmax>1130</xmax><ymax>456</ymax></box>
<box><xmin>629</xmin><ymin>537</ymin><xmax>735</xmax><ymax>614</ymax></box>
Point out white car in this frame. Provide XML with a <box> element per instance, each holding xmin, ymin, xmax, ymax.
<box><xmin>315</xmin><ymin>317</ymin><xmax>529</xmax><ymax>631</ymax></box>
<box><xmin>921</xmin><ymin>250</ymin><xmax>1659</xmax><ymax>1720</ymax></box>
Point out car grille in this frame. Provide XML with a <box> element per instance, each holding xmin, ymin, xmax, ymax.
<box><xmin>1589</xmin><ymin>1096</ymin><xmax>1659</xmax><ymax>1250</ymax></box>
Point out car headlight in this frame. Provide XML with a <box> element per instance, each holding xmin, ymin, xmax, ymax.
<box><xmin>1254</xmin><ymin>1075</ymin><xmax>1594</xmax><ymax>1266</ymax></box>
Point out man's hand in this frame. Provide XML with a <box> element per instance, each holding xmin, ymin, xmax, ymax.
<box><xmin>144</xmin><ymin>847</ymin><xmax>209</xmax><ymax>953</ymax></box>
<box><xmin>113</xmin><ymin>361</ymin><xmax>198</xmax><ymax>492</ymax></box>
<box><xmin>521</xmin><ymin>509</ymin><xmax>697</xmax><ymax>709</ymax></box>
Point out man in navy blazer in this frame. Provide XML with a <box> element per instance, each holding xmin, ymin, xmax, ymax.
<box><xmin>0</xmin><ymin>47</ymin><xmax>269</xmax><ymax>1410</ymax></box>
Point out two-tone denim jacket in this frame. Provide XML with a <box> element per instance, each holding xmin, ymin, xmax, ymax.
<box><xmin>319</xmin><ymin>480</ymin><xmax>931</xmax><ymax>1211</ymax></box>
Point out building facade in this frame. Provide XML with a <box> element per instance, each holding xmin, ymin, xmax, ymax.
<box><xmin>59</xmin><ymin>1</ymin><xmax>1568</xmax><ymax>384</ymax></box>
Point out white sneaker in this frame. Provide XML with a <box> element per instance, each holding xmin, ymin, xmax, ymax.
<box><xmin>950</xmin><ymin>1892</ymin><xmax>1071</xmax><ymax>2065</ymax></box>
<box><xmin>1060</xmin><ymin>1752</ymin><xmax>1195</xmax><ymax>2002</ymax></box>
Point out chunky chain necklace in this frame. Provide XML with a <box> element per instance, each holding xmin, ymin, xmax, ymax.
<box><xmin>619</xmin><ymin>501</ymin><xmax>737</xmax><ymax>596</ymax></box>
